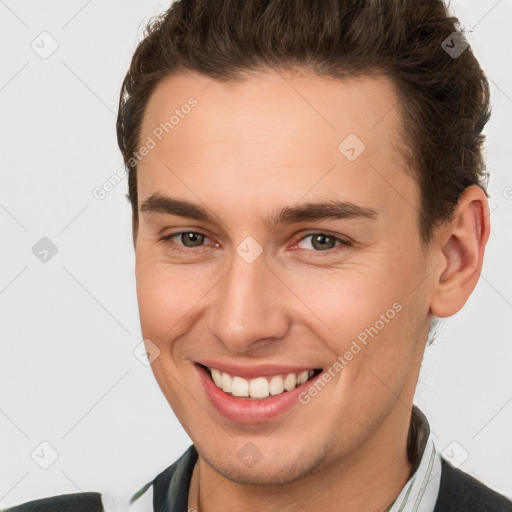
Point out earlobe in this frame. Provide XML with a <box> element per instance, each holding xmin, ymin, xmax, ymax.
<box><xmin>430</xmin><ymin>185</ymin><xmax>490</xmax><ymax>318</ymax></box>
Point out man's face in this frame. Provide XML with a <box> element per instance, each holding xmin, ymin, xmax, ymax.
<box><xmin>134</xmin><ymin>70</ymin><xmax>435</xmax><ymax>484</ymax></box>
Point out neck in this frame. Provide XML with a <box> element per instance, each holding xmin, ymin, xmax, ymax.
<box><xmin>188</xmin><ymin>404</ymin><xmax>414</xmax><ymax>512</ymax></box>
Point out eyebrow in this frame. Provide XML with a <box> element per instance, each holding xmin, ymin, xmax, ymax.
<box><xmin>140</xmin><ymin>192</ymin><xmax>378</xmax><ymax>226</ymax></box>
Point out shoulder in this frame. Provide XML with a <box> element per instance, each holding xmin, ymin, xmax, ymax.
<box><xmin>0</xmin><ymin>446</ymin><xmax>197</xmax><ymax>512</ymax></box>
<box><xmin>434</xmin><ymin>458</ymin><xmax>512</xmax><ymax>512</ymax></box>
<box><xmin>0</xmin><ymin>446</ymin><xmax>196</xmax><ymax>512</ymax></box>
<box><xmin>0</xmin><ymin>492</ymin><xmax>103</xmax><ymax>512</ymax></box>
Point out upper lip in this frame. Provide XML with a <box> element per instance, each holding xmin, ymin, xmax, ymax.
<box><xmin>195</xmin><ymin>360</ymin><xmax>321</xmax><ymax>379</ymax></box>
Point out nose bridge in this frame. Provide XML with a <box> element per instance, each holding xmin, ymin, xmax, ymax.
<box><xmin>208</xmin><ymin>251</ymin><xmax>288</xmax><ymax>351</ymax></box>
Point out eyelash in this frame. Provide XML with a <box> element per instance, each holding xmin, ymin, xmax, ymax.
<box><xmin>159</xmin><ymin>231</ymin><xmax>352</xmax><ymax>257</ymax></box>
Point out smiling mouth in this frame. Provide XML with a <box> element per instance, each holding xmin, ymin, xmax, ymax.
<box><xmin>198</xmin><ymin>363</ymin><xmax>323</xmax><ymax>400</ymax></box>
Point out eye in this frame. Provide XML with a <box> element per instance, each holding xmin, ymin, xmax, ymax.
<box><xmin>160</xmin><ymin>231</ymin><xmax>216</xmax><ymax>253</ymax></box>
<box><xmin>295</xmin><ymin>232</ymin><xmax>351</xmax><ymax>254</ymax></box>
<box><xmin>159</xmin><ymin>231</ymin><xmax>351</xmax><ymax>257</ymax></box>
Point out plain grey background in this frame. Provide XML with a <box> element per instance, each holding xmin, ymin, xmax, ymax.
<box><xmin>1</xmin><ymin>0</ymin><xmax>511</xmax><ymax>507</ymax></box>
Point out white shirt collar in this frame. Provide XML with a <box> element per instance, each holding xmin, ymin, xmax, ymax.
<box><xmin>388</xmin><ymin>432</ymin><xmax>442</xmax><ymax>512</ymax></box>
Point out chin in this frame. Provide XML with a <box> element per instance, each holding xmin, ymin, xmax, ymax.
<box><xmin>197</xmin><ymin>437</ymin><xmax>334</xmax><ymax>486</ymax></box>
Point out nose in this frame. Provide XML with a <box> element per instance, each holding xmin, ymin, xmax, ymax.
<box><xmin>207</xmin><ymin>250</ymin><xmax>290</xmax><ymax>353</ymax></box>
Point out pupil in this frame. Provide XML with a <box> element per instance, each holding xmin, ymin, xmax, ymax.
<box><xmin>183</xmin><ymin>233</ymin><xmax>204</xmax><ymax>247</ymax></box>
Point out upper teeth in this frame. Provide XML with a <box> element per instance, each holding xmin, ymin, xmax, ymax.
<box><xmin>209</xmin><ymin>368</ymin><xmax>315</xmax><ymax>399</ymax></box>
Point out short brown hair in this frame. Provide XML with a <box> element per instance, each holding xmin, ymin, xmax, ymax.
<box><xmin>116</xmin><ymin>0</ymin><xmax>491</xmax><ymax>244</ymax></box>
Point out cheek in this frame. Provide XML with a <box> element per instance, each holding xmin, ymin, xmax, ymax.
<box><xmin>294</xmin><ymin>254</ymin><xmax>425</xmax><ymax>373</ymax></box>
<box><xmin>294</xmin><ymin>267</ymin><xmax>399</xmax><ymax>341</ymax></box>
<box><xmin>134</xmin><ymin>255</ymin><xmax>216</xmax><ymax>347</ymax></box>
<box><xmin>135</xmin><ymin>258</ymin><xmax>185</xmax><ymax>341</ymax></box>
<box><xmin>136</xmin><ymin>274</ymin><xmax>177</xmax><ymax>339</ymax></box>
<box><xmin>328</xmin><ymin>270</ymin><xmax>429</xmax><ymax>404</ymax></box>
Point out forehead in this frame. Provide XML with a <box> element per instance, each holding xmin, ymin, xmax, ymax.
<box><xmin>137</xmin><ymin>70</ymin><xmax>417</xmax><ymax>226</ymax></box>
<box><xmin>141</xmin><ymin>69</ymin><xmax>405</xmax><ymax>151</ymax></box>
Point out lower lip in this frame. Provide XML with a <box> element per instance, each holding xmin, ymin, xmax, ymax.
<box><xmin>195</xmin><ymin>364</ymin><xmax>322</xmax><ymax>424</ymax></box>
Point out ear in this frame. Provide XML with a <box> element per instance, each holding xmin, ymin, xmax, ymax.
<box><xmin>430</xmin><ymin>185</ymin><xmax>490</xmax><ymax>318</ymax></box>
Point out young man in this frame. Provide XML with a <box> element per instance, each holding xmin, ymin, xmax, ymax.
<box><xmin>3</xmin><ymin>0</ymin><xmax>511</xmax><ymax>511</ymax></box>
